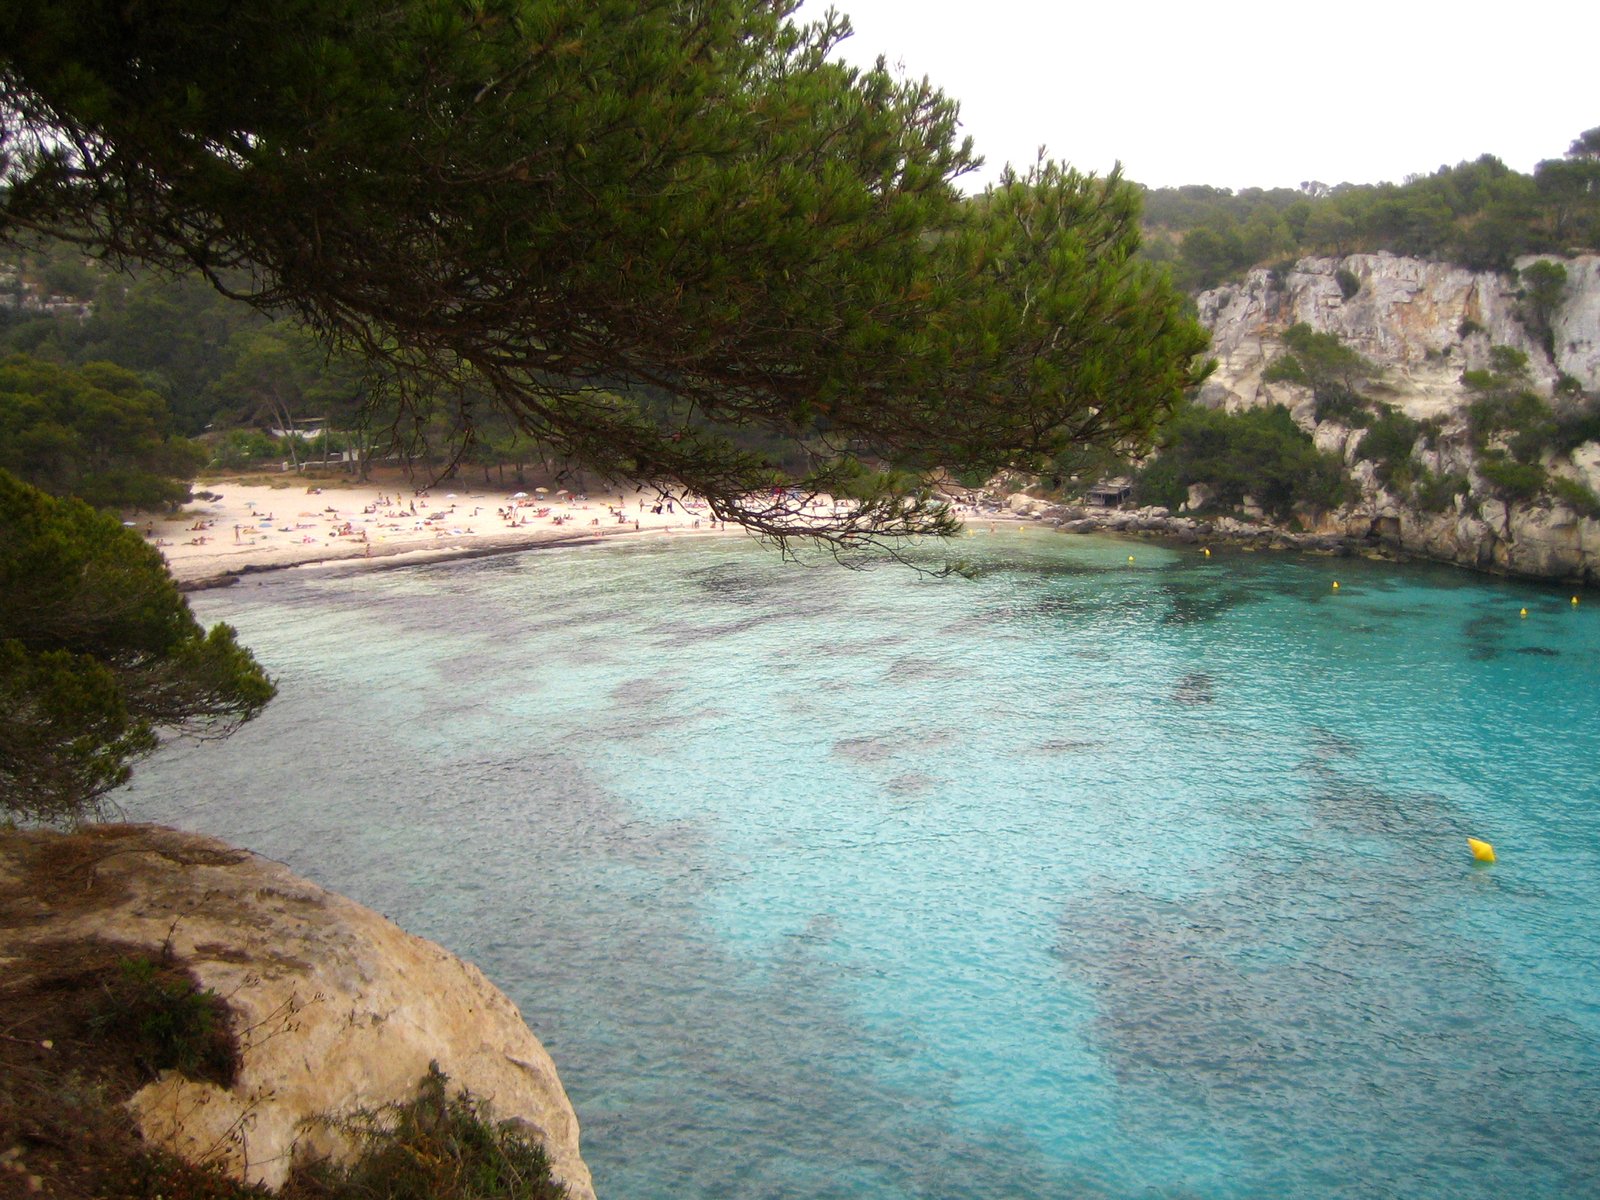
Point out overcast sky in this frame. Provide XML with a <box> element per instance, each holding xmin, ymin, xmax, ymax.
<box><xmin>799</xmin><ymin>0</ymin><xmax>1598</xmax><ymax>193</ymax></box>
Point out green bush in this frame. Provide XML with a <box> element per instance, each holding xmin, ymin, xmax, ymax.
<box><xmin>1261</xmin><ymin>354</ymin><xmax>1308</xmax><ymax>387</ymax></box>
<box><xmin>1413</xmin><ymin>470</ymin><xmax>1471</xmax><ymax>512</ymax></box>
<box><xmin>1136</xmin><ymin>402</ymin><xmax>1348</xmax><ymax>519</ymax></box>
<box><xmin>1550</xmin><ymin>476</ymin><xmax>1600</xmax><ymax>519</ymax></box>
<box><xmin>1335</xmin><ymin>267</ymin><xmax>1361</xmax><ymax>300</ymax></box>
<box><xmin>290</xmin><ymin>1064</ymin><xmax>566</xmax><ymax>1200</ymax></box>
<box><xmin>1359</xmin><ymin>407</ymin><xmax>1423</xmax><ymax>488</ymax></box>
<box><xmin>1477</xmin><ymin>453</ymin><xmax>1547</xmax><ymax>502</ymax></box>
<box><xmin>1518</xmin><ymin>260</ymin><xmax>1568</xmax><ymax>359</ymax></box>
<box><xmin>212</xmin><ymin>428</ymin><xmax>286</xmax><ymax>469</ymax></box>
<box><xmin>1457</xmin><ymin>318</ymin><xmax>1485</xmax><ymax>339</ymax></box>
<box><xmin>1553</xmin><ymin>398</ymin><xmax>1600</xmax><ymax>454</ymax></box>
<box><xmin>1276</xmin><ymin>324</ymin><xmax>1380</xmax><ymax>404</ymax></box>
<box><xmin>1312</xmin><ymin>388</ymin><xmax>1373</xmax><ymax>427</ymax></box>
<box><xmin>91</xmin><ymin>955</ymin><xmax>238</xmax><ymax>1085</ymax></box>
<box><xmin>1465</xmin><ymin>370</ymin><xmax>1550</xmax><ymax>456</ymax></box>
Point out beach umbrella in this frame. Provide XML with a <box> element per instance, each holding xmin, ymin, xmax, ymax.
<box><xmin>534</xmin><ymin>487</ymin><xmax>549</xmax><ymax>494</ymax></box>
<box><xmin>512</xmin><ymin>491</ymin><xmax>529</xmax><ymax>499</ymax></box>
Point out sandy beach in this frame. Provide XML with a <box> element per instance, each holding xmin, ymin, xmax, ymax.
<box><xmin>150</xmin><ymin>473</ymin><xmax>738</xmax><ymax>589</ymax></box>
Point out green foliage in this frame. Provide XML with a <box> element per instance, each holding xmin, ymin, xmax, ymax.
<box><xmin>0</xmin><ymin>353</ymin><xmax>205</xmax><ymax>509</ymax></box>
<box><xmin>1552</xmin><ymin>398</ymin><xmax>1600</xmax><ymax>453</ymax></box>
<box><xmin>1463</xmin><ymin>347</ymin><xmax>1547</xmax><ymax>455</ymax></box>
<box><xmin>291</xmin><ymin>1064</ymin><xmax>566</xmax><ymax>1200</ymax></box>
<box><xmin>0</xmin><ymin>0</ymin><xmax>1210</xmax><ymax>552</ymax></box>
<box><xmin>211</xmin><ymin>429</ymin><xmax>288</xmax><ymax>470</ymax></box>
<box><xmin>1550</xmin><ymin>476</ymin><xmax>1600</xmax><ymax>519</ymax></box>
<box><xmin>1335</xmin><ymin>268</ymin><xmax>1361</xmax><ymax>300</ymax></box>
<box><xmin>0</xmin><ymin>470</ymin><xmax>275</xmax><ymax>823</ymax></box>
<box><xmin>1458</xmin><ymin>318</ymin><xmax>1485</xmax><ymax>339</ymax></box>
<box><xmin>1135</xmin><ymin>402</ymin><xmax>1348</xmax><ymax>519</ymax></box>
<box><xmin>1477</xmin><ymin>453</ymin><xmax>1548</xmax><ymax>502</ymax></box>
<box><xmin>91</xmin><ymin>955</ymin><xmax>238</xmax><ymax>1085</ymax></box>
<box><xmin>1518</xmin><ymin>259</ymin><xmax>1568</xmax><ymax>357</ymax></box>
<box><xmin>1359</xmin><ymin>407</ymin><xmax>1423</xmax><ymax>489</ymax></box>
<box><xmin>1261</xmin><ymin>354</ymin><xmax>1308</xmax><ymax>387</ymax></box>
<box><xmin>1268</xmin><ymin>324</ymin><xmax>1380</xmax><ymax>411</ymax></box>
<box><xmin>1413</xmin><ymin>469</ymin><xmax>1471</xmax><ymax>513</ymax></box>
<box><xmin>1489</xmin><ymin>345</ymin><xmax>1530</xmax><ymax>375</ymax></box>
<box><xmin>1311</xmin><ymin>390</ymin><xmax>1373</xmax><ymax>428</ymax></box>
<box><xmin>1141</xmin><ymin>131</ymin><xmax>1600</xmax><ymax>285</ymax></box>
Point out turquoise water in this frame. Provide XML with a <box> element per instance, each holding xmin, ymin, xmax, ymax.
<box><xmin>119</xmin><ymin>532</ymin><xmax>1600</xmax><ymax>1199</ymax></box>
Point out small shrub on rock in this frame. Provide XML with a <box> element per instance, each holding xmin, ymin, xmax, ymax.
<box><xmin>90</xmin><ymin>954</ymin><xmax>238</xmax><ymax>1086</ymax></box>
<box><xmin>1550</xmin><ymin>477</ymin><xmax>1600</xmax><ymax>519</ymax></box>
<box><xmin>289</xmin><ymin>1064</ymin><xmax>566</xmax><ymax>1200</ymax></box>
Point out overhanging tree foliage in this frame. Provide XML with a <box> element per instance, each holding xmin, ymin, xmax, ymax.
<box><xmin>0</xmin><ymin>470</ymin><xmax>275</xmax><ymax>822</ymax></box>
<box><xmin>0</xmin><ymin>0</ymin><xmax>1209</xmax><ymax>551</ymax></box>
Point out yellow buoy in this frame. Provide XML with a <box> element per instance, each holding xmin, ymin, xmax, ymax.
<box><xmin>1520</xmin><ymin>607</ymin><xmax>1528</xmax><ymax>618</ymax></box>
<box><xmin>1332</xmin><ymin>581</ymin><xmax>1340</xmax><ymax>590</ymax></box>
<box><xmin>1468</xmin><ymin>837</ymin><xmax>1496</xmax><ymax>863</ymax></box>
<box><xmin>1203</xmin><ymin>547</ymin><xmax>1211</xmax><ymax>557</ymax></box>
<box><xmin>1574</xmin><ymin>596</ymin><xmax>1581</xmax><ymax>606</ymax></box>
<box><xmin>1128</xmin><ymin>555</ymin><xmax>1134</xmax><ymax>563</ymax></box>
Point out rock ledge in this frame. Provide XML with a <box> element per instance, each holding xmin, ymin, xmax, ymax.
<box><xmin>0</xmin><ymin>824</ymin><xmax>594</xmax><ymax>1199</ymax></box>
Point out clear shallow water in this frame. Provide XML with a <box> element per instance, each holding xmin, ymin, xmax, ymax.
<box><xmin>119</xmin><ymin>532</ymin><xmax>1600</xmax><ymax>1200</ymax></box>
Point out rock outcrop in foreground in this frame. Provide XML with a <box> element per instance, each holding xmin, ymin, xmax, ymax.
<box><xmin>0</xmin><ymin>824</ymin><xmax>594</xmax><ymax>1199</ymax></box>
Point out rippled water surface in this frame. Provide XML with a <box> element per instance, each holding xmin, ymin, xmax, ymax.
<box><xmin>120</xmin><ymin>533</ymin><xmax>1600</xmax><ymax>1199</ymax></box>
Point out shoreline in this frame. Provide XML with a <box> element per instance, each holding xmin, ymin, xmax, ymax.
<box><xmin>155</xmin><ymin>473</ymin><xmax>1053</xmax><ymax>591</ymax></box>
<box><xmin>175</xmin><ymin>523</ymin><xmax>704</xmax><ymax>592</ymax></box>
<box><xmin>1016</xmin><ymin>498</ymin><xmax>1600</xmax><ymax>591</ymax></box>
<box><xmin>150</xmin><ymin>475</ymin><xmax>745</xmax><ymax>591</ymax></box>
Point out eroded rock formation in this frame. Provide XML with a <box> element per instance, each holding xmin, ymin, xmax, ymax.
<box><xmin>0</xmin><ymin>823</ymin><xmax>594</xmax><ymax>1199</ymax></box>
<box><xmin>1190</xmin><ymin>252</ymin><xmax>1600</xmax><ymax>583</ymax></box>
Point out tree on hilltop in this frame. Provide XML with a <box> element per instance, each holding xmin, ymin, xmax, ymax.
<box><xmin>0</xmin><ymin>470</ymin><xmax>275</xmax><ymax>823</ymax></box>
<box><xmin>0</xmin><ymin>0</ymin><xmax>1209</xmax><ymax>554</ymax></box>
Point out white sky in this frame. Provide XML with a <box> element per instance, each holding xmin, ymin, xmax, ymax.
<box><xmin>799</xmin><ymin>0</ymin><xmax>1598</xmax><ymax>193</ymax></box>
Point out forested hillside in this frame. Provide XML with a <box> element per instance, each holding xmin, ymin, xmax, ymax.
<box><xmin>0</xmin><ymin>239</ymin><xmax>582</xmax><ymax>484</ymax></box>
<box><xmin>1140</xmin><ymin>127</ymin><xmax>1600</xmax><ymax>291</ymax></box>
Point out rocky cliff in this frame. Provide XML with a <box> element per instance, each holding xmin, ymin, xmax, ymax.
<box><xmin>1189</xmin><ymin>252</ymin><xmax>1600</xmax><ymax>584</ymax></box>
<box><xmin>0</xmin><ymin>823</ymin><xmax>595</xmax><ymax>1199</ymax></box>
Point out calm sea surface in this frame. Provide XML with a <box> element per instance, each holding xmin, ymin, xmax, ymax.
<box><xmin>118</xmin><ymin>531</ymin><xmax>1600</xmax><ymax>1200</ymax></box>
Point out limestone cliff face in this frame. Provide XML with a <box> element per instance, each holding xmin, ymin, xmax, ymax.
<box><xmin>0</xmin><ymin>824</ymin><xmax>595</xmax><ymax>1199</ymax></box>
<box><xmin>1194</xmin><ymin>252</ymin><xmax>1600</xmax><ymax>584</ymax></box>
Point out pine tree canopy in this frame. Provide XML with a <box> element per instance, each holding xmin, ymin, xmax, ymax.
<box><xmin>0</xmin><ymin>469</ymin><xmax>275</xmax><ymax>822</ymax></box>
<box><xmin>0</xmin><ymin>0</ymin><xmax>1210</xmax><ymax>549</ymax></box>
